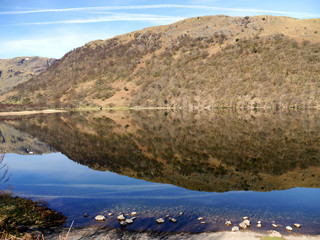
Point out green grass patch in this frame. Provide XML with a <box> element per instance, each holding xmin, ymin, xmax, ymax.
<box><xmin>261</xmin><ymin>236</ymin><xmax>285</xmax><ymax>240</ymax></box>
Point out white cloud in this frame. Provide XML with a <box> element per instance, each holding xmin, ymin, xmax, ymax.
<box><xmin>0</xmin><ymin>4</ymin><xmax>317</xmax><ymax>18</ymax></box>
<box><xmin>4</xmin><ymin>13</ymin><xmax>183</xmax><ymax>26</ymax></box>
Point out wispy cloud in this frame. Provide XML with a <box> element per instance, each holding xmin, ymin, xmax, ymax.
<box><xmin>2</xmin><ymin>13</ymin><xmax>183</xmax><ymax>26</ymax></box>
<box><xmin>0</xmin><ymin>4</ymin><xmax>316</xmax><ymax>18</ymax></box>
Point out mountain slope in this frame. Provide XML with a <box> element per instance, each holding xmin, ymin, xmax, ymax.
<box><xmin>1</xmin><ymin>15</ymin><xmax>319</xmax><ymax>109</ymax></box>
<box><xmin>0</xmin><ymin>57</ymin><xmax>56</xmax><ymax>94</ymax></box>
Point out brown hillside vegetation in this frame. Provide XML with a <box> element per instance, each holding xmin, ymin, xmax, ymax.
<box><xmin>0</xmin><ymin>57</ymin><xmax>56</xmax><ymax>94</ymax></box>
<box><xmin>1</xmin><ymin>15</ymin><xmax>320</xmax><ymax>109</ymax></box>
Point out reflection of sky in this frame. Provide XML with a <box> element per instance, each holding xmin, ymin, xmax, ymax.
<box><xmin>3</xmin><ymin>152</ymin><xmax>320</xmax><ymax>226</ymax></box>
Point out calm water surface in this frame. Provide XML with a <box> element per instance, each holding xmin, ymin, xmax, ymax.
<box><xmin>0</xmin><ymin>110</ymin><xmax>320</xmax><ymax>234</ymax></box>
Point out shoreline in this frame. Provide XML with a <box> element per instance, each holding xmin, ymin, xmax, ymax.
<box><xmin>0</xmin><ymin>106</ymin><xmax>320</xmax><ymax>116</ymax></box>
<box><xmin>43</xmin><ymin>227</ymin><xmax>320</xmax><ymax>240</ymax></box>
<box><xmin>0</xmin><ymin>109</ymin><xmax>67</xmax><ymax>116</ymax></box>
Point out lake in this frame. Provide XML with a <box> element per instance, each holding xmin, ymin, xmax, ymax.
<box><xmin>1</xmin><ymin>109</ymin><xmax>320</xmax><ymax>235</ymax></box>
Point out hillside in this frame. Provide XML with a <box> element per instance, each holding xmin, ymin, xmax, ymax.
<box><xmin>1</xmin><ymin>15</ymin><xmax>319</xmax><ymax>109</ymax></box>
<box><xmin>0</xmin><ymin>57</ymin><xmax>56</xmax><ymax>95</ymax></box>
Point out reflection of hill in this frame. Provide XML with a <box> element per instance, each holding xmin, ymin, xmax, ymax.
<box><xmin>4</xmin><ymin>110</ymin><xmax>320</xmax><ymax>192</ymax></box>
<box><xmin>0</xmin><ymin>122</ymin><xmax>54</xmax><ymax>154</ymax></box>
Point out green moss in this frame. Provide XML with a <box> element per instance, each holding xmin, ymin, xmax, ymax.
<box><xmin>0</xmin><ymin>192</ymin><xmax>66</xmax><ymax>236</ymax></box>
<box><xmin>261</xmin><ymin>237</ymin><xmax>285</xmax><ymax>240</ymax></box>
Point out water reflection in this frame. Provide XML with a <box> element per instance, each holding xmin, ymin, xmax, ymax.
<box><xmin>1</xmin><ymin>110</ymin><xmax>320</xmax><ymax>234</ymax></box>
<box><xmin>1</xmin><ymin>109</ymin><xmax>320</xmax><ymax>192</ymax></box>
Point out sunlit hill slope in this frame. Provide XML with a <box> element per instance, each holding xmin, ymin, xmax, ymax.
<box><xmin>1</xmin><ymin>15</ymin><xmax>319</xmax><ymax>109</ymax></box>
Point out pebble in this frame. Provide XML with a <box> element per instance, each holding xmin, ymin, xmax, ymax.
<box><xmin>294</xmin><ymin>223</ymin><xmax>301</xmax><ymax>228</ymax></box>
<box><xmin>257</xmin><ymin>221</ymin><xmax>261</xmax><ymax>224</ymax></box>
<box><xmin>169</xmin><ymin>218</ymin><xmax>177</xmax><ymax>223</ymax></box>
<box><xmin>117</xmin><ymin>214</ymin><xmax>126</xmax><ymax>221</ymax></box>
<box><xmin>256</xmin><ymin>223</ymin><xmax>262</xmax><ymax>228</ymax></box>
<box><xmin>131</xmin><ymin>212</ymin><xmax>138</xmax><ymax>216</ymax></box>
<box><xmin>156</xmin><ymin>218</ymin><xmax>165</xmax><ymax>224</ymax></box>
<box><xmin>200</xmin><ymin>221</ymin><xmax>206</xmax><ymax>224</ymax></box>
<box><xmin>131</xmin><ymin>217</ymin><xmax>137</xmax><ymax>221</ymax></box>
<box><xmin>243</xmin><ymin>219</ymin><xmax>251</xmax><ymax>227</ymax></box>
<box><xmin>286</xmin><ymin>226</ymin><xmax>293</xmax><ymax>231</ymax></box>
<box><xmin>272</xmin><ymin>224</ymin><xmax>278</xmax><ymax>228</ymax></box>
<box><xmin>165</xmin><ymin>215</ymin><xmax>170</xmax><ymax>218</ymax></box>
<box><xmin>179</xmin><ymin>212</ymin><xmax>183</xmax><ymax>215</ymax></box>
<box><xmin>83</xmin><ymin>213</ymin><xmax>88</xmax><ymax>217</ymax></box>
<box><xmin>107</xmin><ymin>213</ymin><xmax>113</xmax><ymax>216</ymax></box>
<box><xmin>239</xmin><ymin>221</ymin><xmax>247</xmax><ymax>229</ymax></box>
<box><xmin>225</xmin><ymin>220</ymin><xmax>232</xmax><ymax>226</ymax></box>
<box><xmin>120</xmin><ymin>221</ymin><xmax>127</xmax><ymax>227</ymax></box>
<box><xmin>125</xmin><ymin>218</ymin><xmax>134</xmax><ymax>224</ymax></box>
<box><xmin>243</xmin><ymin>216</ymin><xmax>249</xmax><ymax>220</ymax></box>
<box><xmin>95</xmin><ymin>215</ymin><xmax>105</xmax><ymax>222</ymax></box>
<box><xmin>198</xmin><ymin>217</ymin><xmax>204</xmax><ymax>221</ymax></box>
<box><xmin>232</xmin><ymin>226</ymin><xmax>240</xmax><ymax>232</ymax></box>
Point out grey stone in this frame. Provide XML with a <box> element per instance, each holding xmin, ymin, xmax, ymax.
<box><xmin>117</xmin><ymin>214</ymin><xmax>126</xmax><ymax>221</ymax></box>
<box><xmin>169</xmin><ymin>218</ymin><xmax>177</xmax><ymax>223</ymax></box>
<box><xmin>95</xmin><ymin>215</ymin><xmax>105</xmax><ymax>222</ymax></box>
<box><xmin>232</xmin><ymin>226</ymin><xmax>240</xmax><ymax>232</ymax></box>
<box><xmin>156</xmin><ymin>218</ymin><xmax>165</xmax><ymax>224</ymax></box>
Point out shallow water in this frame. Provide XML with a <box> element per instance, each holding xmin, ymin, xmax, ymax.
<box><xmin>1</xmin><ymin>110</ymin><xmax>320</xmax><ymax>234</ymax></box>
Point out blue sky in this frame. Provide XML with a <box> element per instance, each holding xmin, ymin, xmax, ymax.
<box><xmin>1</xmin><ymin>0</ymin><xmax>319</xmax><ymax>59</ymax></box>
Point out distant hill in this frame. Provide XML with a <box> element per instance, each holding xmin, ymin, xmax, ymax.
<box><xmin>0</xmin><ymin>56</ymin><xmax>56</xmax><ymax>94</ymax></box>
<box><xmin>1</xmin><ymin>15</ymin><xmax>319</xmax><ymax>109</ymax></box>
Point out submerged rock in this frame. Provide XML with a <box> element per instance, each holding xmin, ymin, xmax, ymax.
<box><xmin>225</xmin><ymin>220</ymin><xmax>232</xmax><ymax>226</ymax></box>
<box><xmin>83</xmin><ymin>213</ymin><xmax>88</xmax><ymax>217</ymax></box>
<box><xmin>125</xmin><ymin>218</ymin><xmax>134</xmax><ymax>224</ymax></box>
<box><xmin>286</xmin><ymin>226</ymin><xmax>293</xmax><ymax>231</ymax></box>
<box><xmin>120</xmin><ymin>220</ymin><xmax>127</xmax><ymax>227</ymax></box>
<box><xmin>239</xmin><ymin>220</ymin><xmax>250</xmax><ymax>229</ymax></box>
<box><xmin>156</xmin><ymin>218</ymin><xmax>165</xmax><ymax>224</ymax></box>
<box><xmin>243</xmin><ymin>219</ymin><xmax>250</xmax><ymax>227</ymax></box>
<box><xmin>198</xmin><ymin>217</ymin><xmax>204</xmax><ymax>221</ymax></box>
<box><xmin>256</xmin><ymin>223</ymin><xmax>262</xmax><ymax>228</ymax></box>
<box><xmin>272</xmin><ymin>223</ymin><xmax>278</xmax><ymax>228</ymax></box>
<box><xmin>294</xmin><ymin>223</ymin><xmax>301</xmax><ymax>228</ymax></box>
<box><xmin>232</xmin><ymin>226</ymin><xmax>240</xmax><ymax>232</ymax></box>
<box><xmin>131</xmin><ymin>212</ymin><xmax>138</xmax><ymax>216</ymax></box>
<box><xmin>243</xmin><ymin>216</ymin><xmax>249</xmax><ymax>220</ymax></box>
<box><xmin>95</xmin><ymin>215</ymin><xmax>105</xmax><ymax>222</ymax></box>
<box><xmin>117</xmin><ymin>214</ymin><xmax>126</xmax><ymax>221</ymax></box>
<box><xmin>169</xmin><ymin>218</ymin><xmax>177</xmax><ymax>223</ymax></box>
<box><xmin>200</xmin><ymin>221</ymin><xmax>206</xmax><ymax>224</ymax></box>
<box><xmin>239</xmin><ymin>221</ymin><xmax>247</xmax><ymax>229</ymax></box>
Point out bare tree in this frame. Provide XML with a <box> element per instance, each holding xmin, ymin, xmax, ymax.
<box><xmin>0</xmin><ymin>154</ymin><xmax>10</xmax><ymax>188</ymax></box>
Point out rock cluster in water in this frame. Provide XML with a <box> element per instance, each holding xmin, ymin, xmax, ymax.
<box><xmin>92</xmin><ymin>211</ymin><xmax>302</xmax><ymax>234</ymax></box>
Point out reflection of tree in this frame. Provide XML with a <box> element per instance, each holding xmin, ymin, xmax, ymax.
<box><xmin>0</xmin><ymin>154</ymin><xmax>10</xmax><ymax>188</ymax></box>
